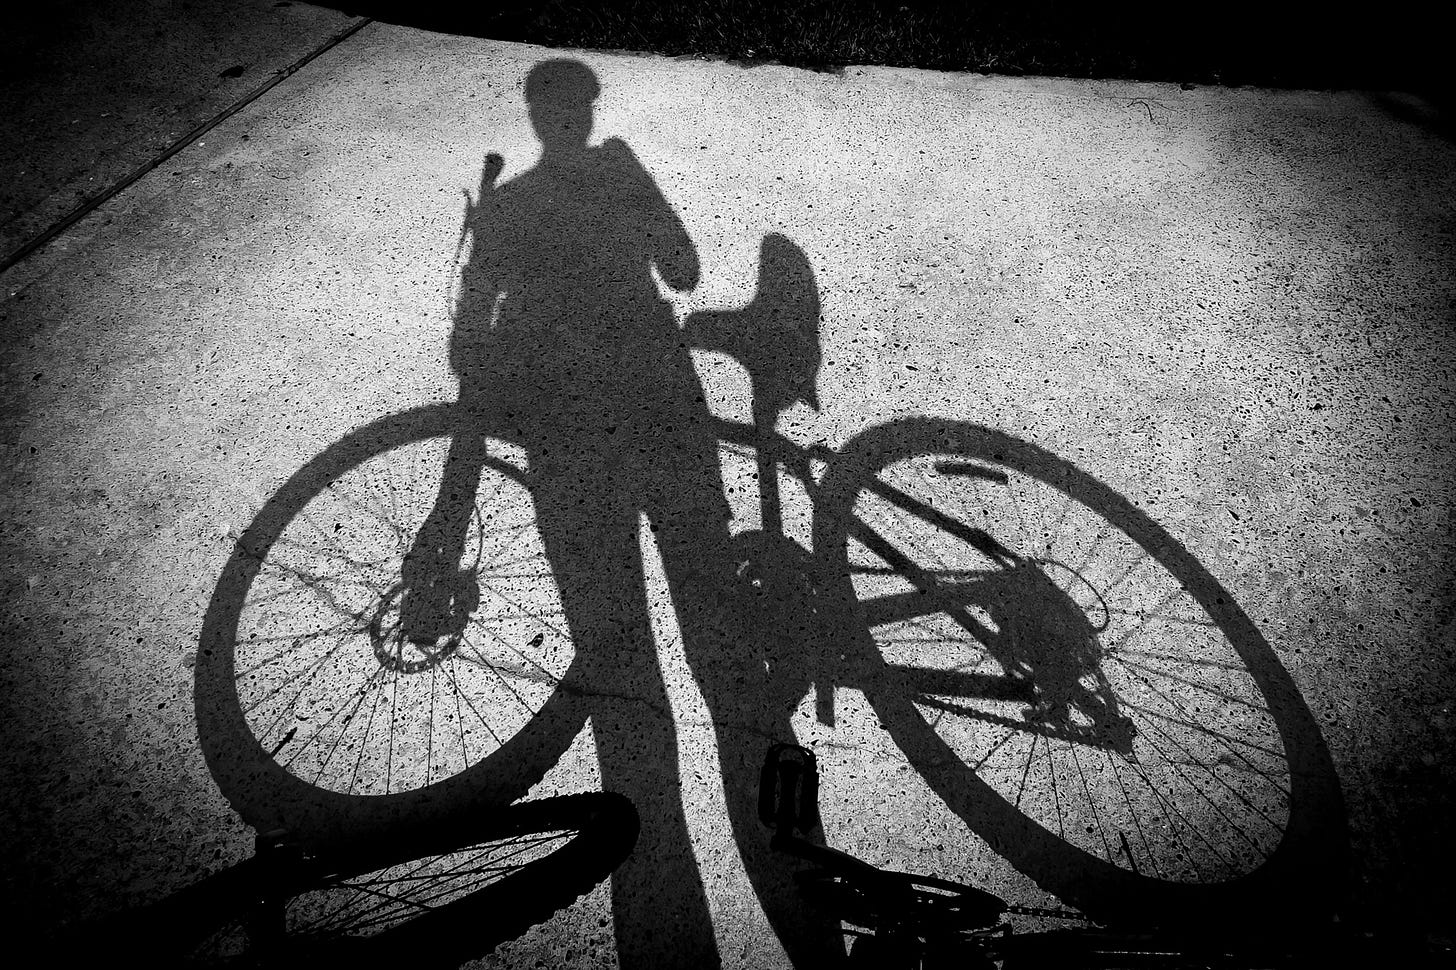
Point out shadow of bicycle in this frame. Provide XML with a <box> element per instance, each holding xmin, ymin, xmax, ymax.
<box><xmin>194</xmin><ymin>55</ymin><xmax>1349</xmax><ymax>969</ymax></box>
<box><xmin>54</xmin><ymin>792</ymin><xmax>637</xmax><ymax>967</ymax></box>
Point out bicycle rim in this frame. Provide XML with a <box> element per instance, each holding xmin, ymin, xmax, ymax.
<box><xmin>182</xmin><ymin>793</ymin><xmax>637</xmax><ymax>967</ymax></box>
<box><xmin>814</xmin><ymin>417</ymin><xmax>1346</xmax><ymax>927</ymax></box>
<box><xmin>197</xmin><ymin>404</ymin><xmax>587</xmax><ymax>843</ymax></box>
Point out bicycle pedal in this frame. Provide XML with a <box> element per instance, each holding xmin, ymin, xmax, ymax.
<box><xmin>759</xmin><ymin>743</ymin><xmax>820</xmax><ymax>834</ymax></box>
<box><xmin>254</xmin><ymin>828</ymin><xmax>293</xmax><ymax>852</ymax></box>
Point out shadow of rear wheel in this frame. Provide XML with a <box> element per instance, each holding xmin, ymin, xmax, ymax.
<box><xmin>814</xmin><ymin>417</ymin><xmax>1347</xmax><ymax>929</ymax></box>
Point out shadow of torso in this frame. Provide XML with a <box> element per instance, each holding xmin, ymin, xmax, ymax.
<box><xmin>453</xmin><ymin>137</ymin><xmax>705</xmax><ymax>465</ymax></box>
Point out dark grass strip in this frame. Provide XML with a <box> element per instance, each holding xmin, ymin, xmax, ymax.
<box><xmin>338</xmin><ymin>1</ymin><xmax>1443</xmax><ymax>93</ymax></box>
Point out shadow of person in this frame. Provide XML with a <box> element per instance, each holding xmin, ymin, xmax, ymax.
<box><xmin>402</xmin><ymin>59</ymin><xmax>842</xmax><ymax>968</ymax></box>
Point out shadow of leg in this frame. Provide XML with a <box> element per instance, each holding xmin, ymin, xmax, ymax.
<box><xmin>658</xmin><ymin>526</ymin><xmax>847</xmax><ymax>968</ymax></box>
<box><xmin>401</xmin><ymin>429</ymin><xmax>486</xmax><ymax>644</ymax></box>
<box><xmin>534</xmin><ymin>477</ymin><xmax>721</xmax><ymax>969</ymax></box>
<box><xmin>596</xmin><ymin>682</ymin><xmax>721</xmax><ymax>969</ymax></box>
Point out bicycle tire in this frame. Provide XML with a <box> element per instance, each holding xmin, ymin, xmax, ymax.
<box><xmin>70</xmin><ymin>793</ymin><xmax>636</xmax><ymax>968</ymax></box>
<box><xmin>992</xmin><ymin>925</ymin><xmax>1342</xmax><ymax>970</ymax></box>
<box><xmin>246</xmin><ymin>792</ymin><xmax>636</xmax><ymax>967</ymax></box>
<box><xmin>795</xmin><ymin>868</ymin><xmax>1007</xmax><ymax>936</ymax></box>
<box><xmin>813</xmin><ymin>417</ymin><xmax>1347</xmax><ymax>929</ymax></box>
<box><xmin>197</xmin><ymin>404</ymin><xmax>589</xmax><ymax>844</ymax></box>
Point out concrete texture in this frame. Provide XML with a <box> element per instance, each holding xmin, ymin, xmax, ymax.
<box><xmin>1</xmin><ymin>0</ymin><xmax>360</xmax><ymax>264</ymax></box>
<box><xmin>2</xmin><ymin>10</ymin><xmax>1454</xmax><ymax>966</ymax></box>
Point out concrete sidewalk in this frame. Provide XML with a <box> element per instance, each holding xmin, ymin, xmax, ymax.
<box><xmin>2</xmin><ymin>12</ymin><xmax>1453</xmax><ymax>965</ymax></box>
<box><xmin>1</xmin><ymin>1</ymin><xmax>362</xmax><ymax>269</ymax></box>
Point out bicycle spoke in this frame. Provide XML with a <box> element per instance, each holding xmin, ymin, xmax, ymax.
<box><xmin>1013</xmin><ymin>732</ymin><xmax>1038</xmax><ymax>810</ymax></box>
<box><xmin>969</xmin><ymin>724</ymin><xmax>1020</xmax><ymax>772</ymax></box>
<box><xmin>242</xmin><ymin>626</ymin><xmax>356</xmax><ymax>728</ymax></box>
<box><xmin>1069</xmin><ymin>743</ymin><xmax>1114</xmax><ymax>861</ymax></box>
<box><xmin>442</xmin><ymin>659</ymin><xmax>507</xmax><ymax>748</ymax></box>
<box><xmin>234</xmin><ymin>622</ymin><xmax>361</xmax><ymax>682</ymax></box>
<box><xmin>226</xmin><ymin>426</ymin><xmax>577</xmax><ymax>800</ymax></box>
<box><xmin>1007</xmin><ymin>468</ymin><xmax>1049</xmax><ymax>557</ymax></box>
<box><xmin>474</xmin><ymin>577</ymin><xmax>575</xmax><ymax>651</ymax></box>
<box><xmin>1111</xmin><ymin>655</ymin><xmax>1274</xmax><ymax>716</ymax></box>
<box><xmin>1039</xmin><ymin>488</ymin><xmax>1080</xmax><ymax>562</ymax></box>
<box><xmin>427</xmin><ymin>664</ymin><xmax>437</xmax><ymax>784</ymax></box>
<box><xmin>1113</xmin><ymin>645</ymin><xmax>1244</xmax><ymax>670</ymax></box>
<box><xmin>1108</xmin><ymin>751</ymin><xmax>1162</xmax><ymax>879</ymax></box>
<box><xmin>248</xmin><ymin>558</ymin><xmax>374</xmax><ymax>628</ymax></box>
<box><xmin>265</xmin><ymin>529</ymin><xmax>396</xmax><ymax>580</ymax></box>
<box><xmin>1119</xmin><ymin>700</ymin><xmax>1287</xmax><ymax>778</ymax></box>
<box><xmin>1126</xmin><ymin>706</ymin><xmax>1279</xmax><ymax>853</ymax></box>
<box><xmin>1046</xmin><ymin>732</ymin><xmax>1066</xmax><ymax>840</ymax></box>
<box><xmin>291</xmin><ymin>830</ymin><xmax>577</xmax><ymax>939</ymax></box>
<box><xmin>842</xmin><ymin>443</ymin><xmax>1300</xmax><ymax>889</ymax></box>
<box><xmin>459</xmin><ymin>627</ymin><xmax>557</xmax><ymax>717</ymax></box>
<box><xmin>346</xmin><ymin>670</ymin><xmax>389</xmax><ymax>795</ymax></box>
<box><xmin>1118</xmin><ymin>729</ymin><xmax>1233</xmax><ymax>878</ymax></box>
<box><xmin>1113</xmin><ymin>664</ymin><xmax>1288</xmax><ymax>791</ymax></box>
<box><xmin>292</xmin><ymin>666</ymin><xmax>393</xmax><ymax>781</ymax></box>
<box><xmin>1100</xmin><ymin>586</ymin><xmax>1199</xmax><ymax>654</ymax></box>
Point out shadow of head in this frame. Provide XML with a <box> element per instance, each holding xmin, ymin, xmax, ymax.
<box><xmin>525</xmin><ymin>58</ymin><xmax>601</xmax><ymax>152</ymax></box>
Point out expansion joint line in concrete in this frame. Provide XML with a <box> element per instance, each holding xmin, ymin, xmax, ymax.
<box><xmin>0</xmin><ymin>16</ymin><xmax>375</xmax><ymax>276</ymax></box>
